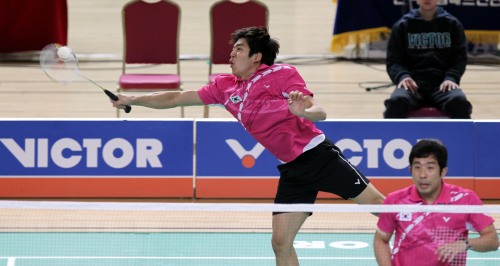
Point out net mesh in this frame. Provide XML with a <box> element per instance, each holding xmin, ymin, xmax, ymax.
<box><xmin>1</xmin><ymin>201</ymin><xmax>499</xmax><ymax>266</ymax></box>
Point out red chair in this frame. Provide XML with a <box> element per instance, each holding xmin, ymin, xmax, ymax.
<box><xmin>117</xmin><ymin>0</ymin><xmax>183</xmax><ymax>118</ymax></box>
<box><xmin>204</xmin><ymin>0</ymin><xmax>268</xmax><ymax>118</ymax></box>
<box><xmin>407</xmin><ymin>107</ymin><xmax>449</xmax><ymax>119</ymax></box>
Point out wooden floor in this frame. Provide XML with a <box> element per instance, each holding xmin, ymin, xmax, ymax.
<box><xmin>1</xmin><ymin>0</ymin><xmax>499</xmax><ymax>119</ymax></box>
<box><xmin>3</xmin><ymin>203</ymin><xmax>500</xmax><ymax>233</ymax></box>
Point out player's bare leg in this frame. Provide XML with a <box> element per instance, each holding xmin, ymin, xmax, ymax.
<box><xmin>272</xmin><ymin>212</ymin><xmax>309</xmax><ymax>266</ymax></box>
<box><xmin>351</xmin><ymin>183</ymin><xmax>385</xmax><ymax>216</ymax></box>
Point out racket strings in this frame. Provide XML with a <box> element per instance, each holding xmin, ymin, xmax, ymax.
<box><xmin>40</xmin><ymin>43</ymin><xmax>80</xmax><ymax>83</ymax></box>
<box><xmin>39</xmin><ymin>43</ymin><xmax>131</xmax><ymax>113</ymax></box>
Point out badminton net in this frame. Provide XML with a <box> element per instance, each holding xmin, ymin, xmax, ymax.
<box><xmin>0</xmin><ymin>201</ymin><xmax>499</xmax><ymax>266</ymax></box>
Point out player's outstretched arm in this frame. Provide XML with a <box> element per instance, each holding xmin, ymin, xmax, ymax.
<box><xmin>114</xmin><ymin>91</ymin><xmax>204</xmax><ymax>110</ymax></box>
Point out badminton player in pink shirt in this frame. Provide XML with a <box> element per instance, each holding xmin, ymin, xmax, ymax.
<box><xmin>112</xmin><ymin>26</ymin><xmax>385</xmax><ymax>266</ymax></box>
<box><xmin>374</xmin><ymin>139</ymin><xmax>499</xmax><ymax>266</ymax></box>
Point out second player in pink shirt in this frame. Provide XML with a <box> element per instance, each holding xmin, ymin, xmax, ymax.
<box><xmin>374</xmin><ymin>139</ymin><xmax>498</xmax><ymax>266</ymax></box>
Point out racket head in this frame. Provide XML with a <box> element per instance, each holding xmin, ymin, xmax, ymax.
<box><xmin>40</xmin><ymin>43</ymin><xmax>80</xmax><ymax>83</ymax></box>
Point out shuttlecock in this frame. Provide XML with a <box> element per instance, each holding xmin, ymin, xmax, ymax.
<box><xmin>57</xmin><ymin>46</ymin><xmax>72</xmax><ymax>59</ymax></box>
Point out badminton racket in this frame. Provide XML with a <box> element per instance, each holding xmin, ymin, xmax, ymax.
<box><xmin>40</xmin><ymin>43</ymin><xmax>131</xmax><ymax>113</ymax></box>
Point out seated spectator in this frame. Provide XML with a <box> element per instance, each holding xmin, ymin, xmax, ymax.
<box><xmin>383</xmin><ymin>0</ymin><xmax>472</xmax><ymax>119</ymax></box>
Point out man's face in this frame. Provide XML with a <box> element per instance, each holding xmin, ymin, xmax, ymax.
<box><xmin>229</xmin><ymin>38</ymin><xmax>259</xmax><ymax>79</ymax></box>
<box><xmin>410</xmin><ymin>155</ymin><xmax>447</xmax><ymax>202</ymax></box>
<box><xmin>417</xmin><ymin>0</ymin><xmax>439</xmax><ymax>11</ymax></box>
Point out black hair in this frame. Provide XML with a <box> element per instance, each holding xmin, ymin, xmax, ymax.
<box><xmin>231</xmin><ymin>26</ymin><xmax>280</xmax><ymax>66</ymax></box>
<box><xmin>409</xmin><ymin>139</ymin><xmax>448</xmax><ymax>171</ymax></box>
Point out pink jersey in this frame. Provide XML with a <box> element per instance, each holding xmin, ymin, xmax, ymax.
<box><xmin>377</xmin><ymin>183</ymin><xmax>495</xmax><ymax>266</ymax></box>
<box><xmin>197</xmin><ymin>64</ymin><xmax>325</xmax><ymax>163</ymax></box>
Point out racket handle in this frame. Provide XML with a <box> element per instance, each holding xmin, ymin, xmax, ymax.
<box><xmin>104</xmin><ymin>89</ymin><xmax>132</xmax><ymax>113</ymax></box>
<box><xmin>124</xmin><ymin>105</ymin><xmax>132</xmax><ymax>113</ymax></box>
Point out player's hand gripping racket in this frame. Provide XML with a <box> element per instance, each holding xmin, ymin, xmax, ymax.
<box><xmin>40</xmin><ymin>43</ymin><xmax>131</xmax><ymax>113</ymax></box>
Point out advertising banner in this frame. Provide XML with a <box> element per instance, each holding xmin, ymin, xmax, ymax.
<box><xmin>473</xmin><ymin>121</ymin><xmax>500</xmax><ymax>198</ymax></box>
<box><xmin>195</xmin><ymin>120</ymin><xmax>279</xmax><ymax>198</ymax></box>
<box><xmin>2</xmin><ymin>119</ymin><xmax>497</xmax><ymax>199</ymax></box>
<box><xmin>196</xmin><ymin>120</ymin><xmax>475</xmax><ymax>198</ymax></box>
<box><xmin>0</xmin><ymin>120</ymin><xmax>194</xmax><ymax>197</ymax></box>
<box><xmin>316</xmin><ymin>120</ymin><xmax>474</xmax><ymax>178</ymax></box>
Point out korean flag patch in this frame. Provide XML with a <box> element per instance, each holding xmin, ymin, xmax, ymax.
<box><xmin>230</xmin><ymin>95</ymin><xmax>242</xmax><ymax>103</ymax></box>
<box><xmin>398</xmin><ymin>212</ymin><xmax>412</xmax><ymax>222</ymax></box>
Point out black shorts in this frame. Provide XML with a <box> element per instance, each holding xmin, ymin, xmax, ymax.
<box><xmin>274</xmin><ymin>138</ymin><xmax>370</xmax><ymax>205</ymax></box>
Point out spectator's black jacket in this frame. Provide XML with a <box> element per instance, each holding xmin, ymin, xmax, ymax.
<box><xmin>386</xmin><ymin>7</ymin><xmax>467</xmax><ymax>88</ymax></box>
